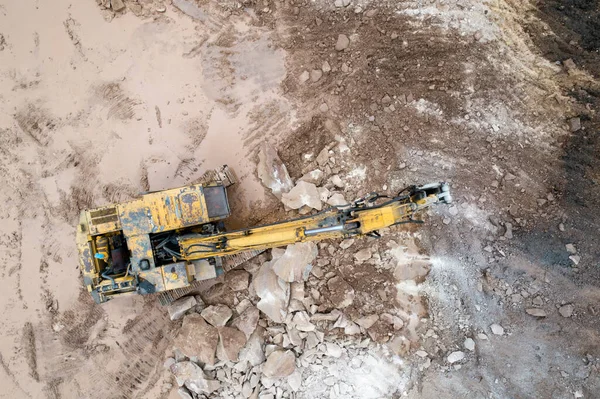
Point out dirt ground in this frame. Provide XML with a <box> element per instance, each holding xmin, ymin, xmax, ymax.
<box><xmin>0</xmin><ymin>0</ymin><xmax>599</xmax><ymax>398</ymax></box>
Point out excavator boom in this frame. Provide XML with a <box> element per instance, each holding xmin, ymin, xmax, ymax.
<box><xmin>76</xmin><ymin>166</ymin><xmax>450</xmax><ymax>304</ymax></box>
<box><xmin>179</xmin><ymin>184</ymin><xmax>451</xmax><ymax>261</ymax></box>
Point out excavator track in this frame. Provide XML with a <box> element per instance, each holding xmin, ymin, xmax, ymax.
<box><xmin>156</xmin><ymin>249</ymin><xmax>265</xmax><ymax>305</ymax></box>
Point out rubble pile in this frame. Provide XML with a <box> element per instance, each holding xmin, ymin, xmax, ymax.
<box><xmin>164</xmin><ymin>237</ymin><xmax>418</xmax><ymax>399</ymax></box>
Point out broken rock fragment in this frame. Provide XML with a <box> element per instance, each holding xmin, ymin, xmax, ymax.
<box><xmin>257</xmin><ymin>142</ymin><xmax>294</xmax><ymax>199</ymax></box>
<box><xmin>201</xmin><ymin>304</ymin><xmax>233</xmax><ymax>327</ymax></box>
<box><xmin>559</xmin><ymin>304</ymin><xmax>574</xmax><ymax>318</ymax></box>
<box><xmin>238</xmin><ymin>326</ymin><xmax>266</xmax><ymax>366</ymax></box>
<box><xmin>173</xmin><ymin>314</ymin><xmax>219</xmax><ymax>365</ymax></box>
<box><xmin>327</xmin><ymin>276</ymin><xmax>355</xmax><ymax>308</ymax></box>
<box><xmin>355</xmin><ymin>314</ymin><xmax>378</xmax><ymax>329</ymax></box>
<box><xmin>225</xmin><ymin>269</ymin><xmax>250</xmax><ymax>291</ymax></box>
<box><xmin>327</xmin><ymin>193</ymin><xmax>347</xmax><ymax>207</ymax></box>
<box><xmin>447</xmin><ymin>351</ymin><xmax>465</xmax><ymax>364</ymax></box>
<box><xmin>254</xmin><ymin>260</ymin><xmax>290</xmax><ymax>323</ymax></box>
<box><xmin>525</xmin><ymin>308</ymin><xmax>547</xmax><ymax>318</ymax></box>
<box><xmin>272</xmin><ymin>242</ymin><xmax>318</xmax><ymax>283</ymax></box>
<box><xmin>217</xmin><ymin>326</ymin><xmax>247</xmax><ymax>362</ymax></box>
<box><xmin>263</xmin><ymin>350</ymin><xmax>296</xmax><ymax>378</ymax></box>
<box><xmin>281</xmin><ymin>181</ymin><xmax>322</xmax><ymax>211</ymax></box>
<box><xmin>335</xmin><ymin>34</ymin><xmax>350</xmax><ymax>51</ymax></box>
<box><xmin>170</xmin><ymin>361</ymin><xmax>220</xmax><ymax>395</ymax></box>
<box><xmin>167</xmin><ymin>296</ymin><xmax>197</xmax><ymax>321</ymax></box>
<box><xmin>231</xmin><ymin>305</ymin><xmax>260</xmax><ymax>339</ymax></box>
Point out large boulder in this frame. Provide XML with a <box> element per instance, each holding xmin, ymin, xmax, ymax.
<box><xmin>167</xmin><ymin>296</ymin><xmax>197</xmax><ymax>321</ymax></box>
<box><xmin>254</xmin><ymin>260</ymin><xmax>289</xmax><ymax>323</ymax></box>
<box><xmin>216</xmin><ymin>327</ymin><xmax>247</xmax><ymax>362</ymax></box>
<box><xmin>281</xmin><ymin>181</ymin><xmax>322</xmax><ymax>210</ymax></box>
<box><xmin>170</xmin><ymin>361</ymin><xmax>220</xmax><ymax>395</ymax></box>
<box><xmin>263</xmin><ymin>350</ymin><xmax>296</xmax><ymax>378</ymax></box>
<box><xmin>257</xmin><ymin>142</ymin><xmax>294</xmax><ymax>198</ymax></box>
<box><xmin>225</xmin><ymin>270</ymin><xmax>250</xmax><ymax>291</ymax></box>
<box><xmin>173</xmin><ymin>314</ymin><xmax>219</xmax><ymax>365</ymax></box>
<box><xmin>201</xmin><ymin>304</ymin><xmax>233</xmax><ymax>327</ymax></box>
<box><xmin>230</xmin><ymin>305</ymin><xmax>260</xmax><ymax>339</ymax></box>
<box><xmin>272</xmin><ymin>242</ymin><xmax>318</xmax><ymax>283</ymax></box>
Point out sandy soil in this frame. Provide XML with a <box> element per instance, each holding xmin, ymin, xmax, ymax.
<box><xmin>0</xmin><ymin>0</ymin><xmax>598</xmax><ymax>398</ymax></box>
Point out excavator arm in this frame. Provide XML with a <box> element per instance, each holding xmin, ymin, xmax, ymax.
<box><xmin>178</xmin><ymin>183</ymin><xmax>451</xmax><ymax>262</ymax></box>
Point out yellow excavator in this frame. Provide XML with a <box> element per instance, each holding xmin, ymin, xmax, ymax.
<box><xmin>76</xmin><ymin>166</ymin><xmax>451</xmax><ymax>304</ymax></box>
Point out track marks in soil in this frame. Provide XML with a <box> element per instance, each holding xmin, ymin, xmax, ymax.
<box><xmin>15</xmin><ymin>104</ymin><xmax>58</xmax><ymax>147</ymax></box>
<box><xmin>96</xmin><ymin>82</ymin><xmax>140</xmax><ymax>120</ymax></box>
<box><xmin>22</xmin><ymin>322</ymin><xmax>39</xmax><ymax>382</ymax></box>
<box><xmin>63</xmin><ymin>16</ymin><xmax>86</xmax><ymax>60</ymax></box>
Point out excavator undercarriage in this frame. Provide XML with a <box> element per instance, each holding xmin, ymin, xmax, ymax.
<box><xmin>76</xmin><ymin>166</ymin><xmax>451</xmax><ymax>304</ymax></box>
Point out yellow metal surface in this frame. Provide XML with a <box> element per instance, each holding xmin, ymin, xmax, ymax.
<box><xmin>178</xmin><ymin>194</ymin><xmax>439</xmax><ymax>262</ymax></box>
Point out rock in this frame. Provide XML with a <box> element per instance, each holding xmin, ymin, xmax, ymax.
<box><xmin>231</xmin><ymin>306</ymin><xmax>260</xmax><ymax>339</ymax></box>
<box><xmin>292</xmin><ymin>311</ymin><xmax>316</xmax><ymax>332</ymax></box>
<box><xmin>504</xmin><ymin>222</ymin><xmax>513</xmax><ymax>239</ymax></box>
<box><xmin>327</xmin><ymin>193</ymin><xmax>347</xmax><ymax>207</ymax></box>
<box><xmin>300</xmin><ymin>169</ymin><xmax>324</xmax><ymax>185</ymax></box>
<box><xmin>569</xmin><ymin>255</ymin><xmax>581</xmax><ymax>265</ymax></box>
<box><xmin>257</xmin><ymin>142</ymin><xmax>294</xmax><ymax>199</ymax></box>
<box><xmin>263</xmin><ymin>350</ymin><xmax>296</xmax><ymax>378</ymax></box>
<box><xmin>242</xmin><ymin>382</ymin><xmax>253</xmax><ymax>398</ymax></box>
<box><xmin>387</xmin><ymin>335</ymin><xmax>410</xmax><ymax>356</ymax></box>
<box><xmin>287</xmin><ymin>370</ymin><xmax>302</xmax><ymax>392</ymax></box>
<box><xmin>335</xmin><ymin>34</ymin><xmax>350</xmax><ymax>51</ymax></box>
<box><xmin>310</xmin><ymin>69</ymin><xmax>323</xmax><ymax>82</ymax></box>
<box><xmin>322</xmin><ymin>61</ymin><xmax>331</xmax><ymax>73</ymax></box>
<box><xmin>164</xmin><ymin>357</ymin><xmax>176</xmax><ymax>370</ymax></box>
<box><xmin>356</xmin><ymin>314</ymin><xmax>378</xmax><ymax>329</ymax></box>
<box><xmin>170</xmin><ymin>361</ymin><xmax>220</xmax><ymax>395</ymax></box>
<box><xmin>254</xmin><ymin>260</ymin><xmax>289</xmax><ymax>323</ymax></box>
<box><xmin>217</xmin><ymin>326</ymin><xmax>247</xmax><ymax>362</ymax></box>
<box><xmin>239</xmin><ymin>326</ymin><xmax>266</xmax><ymax>366</ymax></box>
<box><xmin>327</xmin><ymin>277</ymin><xmax>355</xmax><ymax>308</ymax></box>
<box><xmin>447</xmin><ymin>351</ymin><xmax>465</xmax><ymax>364</ymax></box>
<box><xmin>272</xmin><ymin>242</ymin><xmax>318</xmax><ymax>282</ymax></box>
<box><xmin>339</xmin><ymin>239</ymin><xmax>354</xmax><ymax>250</ymax></box>
<box><xmin>565</xmin><ymin>243</ymin><xmax>577</xmax><ymax>254</ymax></box>
<box><xmin>354</xmin><ymin>248</ymin><xmax>372</xmax><ymax>263</ymax></box>
<box><xmin>173</xmin><ymin>314</ymin><xmax>219</xmax><ymax>365</ymax></box>
<box><xmin>559</xmin><ymin>304</ymin><xmax>574</xmax><ymax>318</ymax></box>
<box><xmin>569</xmin><ymin>117</ymin><xmax>581</xmax><ymax>132</ymax></box>
<box><xmin>490</xmin><ymin>324</ymin><xmax>504</xmax><ymax>336</ymax></box>
<box><xmin>525</xmin><ymin>308</ymin><xmax>547</xmax><ymax>317</ymax></box>
<box><xmin>281</xmin><ymin>181</ymin><xmax>322</xmax><ymax>211</ymax></box>
<box><xmin>325</xmin><ymin>342</ymin><xmax>343</xmax><ymax>358</ymax></box>
<box><xmin>177</xmin><ymin>387</ymin><xmax>193</xmax><ymax>399</ymax></box>
<box><xmin>201</xmin><ymin>304</ymin><xmax>233</xmax><ymax>327</ymax></box>
<box><xmin>225</xmin><ymin>270</ymin><xmax>251</xmax><ymax>291</ymax></box>
<box><xmin>168</xmin><ymin>296</ymin><xmax>197</xmax><ymax>321</ymax></box>
<box><xmin>464</xmin><ymin>338</ymin><xmax>475</xmax><ymax>351</ymax></box>
<box><xmin>111</xmin><ymin>0</ymin><xmax>125</xmax><ymax>12</ymax></box>
<box><xmin>319</xmin><ymin>103</ymin><xmax>329</xmax><ymax>113</ymax></box>
<box><xmin>563</xmin><ymin>58</ymin><xmax>576</xmax><ymax>71</ymax></box>
<box><xmin>299</xmin><ymin>70</ymin><xmax>310</xmax><ymax>83</ymax></box>
<box><xmin>318</xmin><ymin>187</ymin><xmax>330</xmax><ymax>202</ymax></box>
<box><xmin>330</xmin><ymin>175</ymin><xmax>344</xmax><ymax>188</ymax></box>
